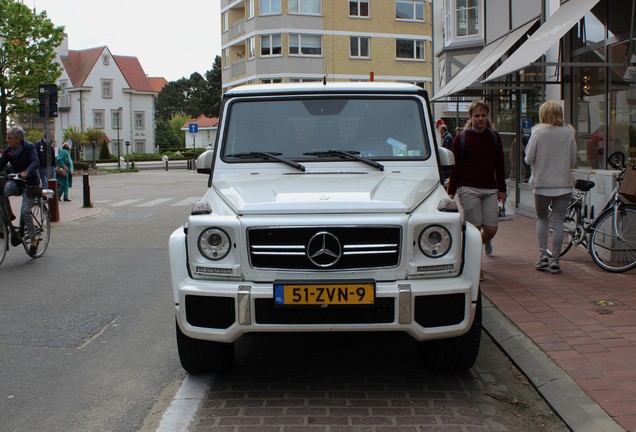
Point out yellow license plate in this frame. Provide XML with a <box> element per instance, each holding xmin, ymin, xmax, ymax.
<box><xmin>274</xmin><ymin>281</ymin><xmax>375</xmax><ymax>305</ymax></box>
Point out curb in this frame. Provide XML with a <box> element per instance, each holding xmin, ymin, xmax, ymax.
<box><xmin>482</xmin><ymin>295</ymin><xmax>625</xmax><ymax>432</ymax></box>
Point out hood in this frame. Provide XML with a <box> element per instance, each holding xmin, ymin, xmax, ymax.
<box><xmin>212</xmin><ymin>171</ymin><xmax>439</xmax><ymax>214</ymax></box>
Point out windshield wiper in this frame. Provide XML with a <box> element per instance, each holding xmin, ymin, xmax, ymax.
<box><xmin>225</xmin><ymin>151</ymin><xmax>305</xmax><ymax>172</ymax></box>
<box><xmin>303</xmin><ymin>150</ymin><xmax>384</xmax><ymax>171</ymax></box>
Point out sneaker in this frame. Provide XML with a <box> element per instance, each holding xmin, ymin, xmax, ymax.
<box><xmin>535</xmin><ymin>256</ymin><xmax>549</xmax><ymax>270</ymax></box>
<box><xmin>550</xmin><ymin>262</ymin><xmax>561</xmax><ymax>274</ymax></box>
<box><xmin>484</xmin><ymin>240</ymin><xmax>493</xmax><ymax>256</ymax></box>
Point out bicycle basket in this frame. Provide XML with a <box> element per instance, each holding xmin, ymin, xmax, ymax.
<box><xmin>619</xmin><ymin>163</ymin><xmax>636</xmax><ymax>203</ymax></box>
<box><xmin>26</xmin><ymin>185</ymin><xmax>43</xmax><ymax>198</ymax></box>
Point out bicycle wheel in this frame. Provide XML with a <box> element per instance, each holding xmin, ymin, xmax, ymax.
<box><xmin>21</xmin><ymin>200</ymin><xmax>50</xmax><ymax>258</ymax></box>
<box><xmin>547</xmin><ymin>205</ymin><xmax>579</xmax><ymax>258</ymax></box>
<box><xmin>589</xmin><ymin>204</ymin><xmax>636</xmax><ymax>273</ymax></box>
<box><xmin>0</xmin><ymin>220</ymin><xmax>8</xmax><ymax>266</ymax></box>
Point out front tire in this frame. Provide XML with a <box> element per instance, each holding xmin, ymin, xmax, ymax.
<box><xmin>419</xmin><ymin>292</ymin><xmax>482</xmax><ymax>372</ymax></box>
<box><xmin>0</xmin><ymin>220</ymin><xmax>8</xmax><ymax>266</ymax></box>
<box><xmin>589</xmin><ymin>204</ymin><xmax>636</xmax><ymax>273</ymax></box>
<box><xmin>176</xmin><ymin>320</ymin><xmax>234</xmax><ymax>374</ymax></box>
<box><xmin>21</xmin><ymin>201</ymin><xmax>50</xmax><ymax>258</ymax></box>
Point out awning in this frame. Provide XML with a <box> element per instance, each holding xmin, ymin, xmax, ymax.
<box><xmin>432</xmin><ymin>19</ymin><xmax>537</xmax><ymax>101</ymax></box>
<box><xmin>483</xmin><ymin>0</ymin><xmax>602</xmax><ymax>82</ymax></box>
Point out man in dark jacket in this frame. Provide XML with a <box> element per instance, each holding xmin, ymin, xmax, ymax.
<box><xmin>36</xmin><ymin>135</ymin><xmax>55</xmax><ymax>188</ymax></box>
<box><xmin>0</xmin><ymin>126</ymin><xmax>41</xmax><ymax>256</ymax></box>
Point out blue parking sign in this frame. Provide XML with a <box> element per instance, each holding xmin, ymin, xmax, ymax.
<box><xmin>189</xmin><ymin>123</ymin><xmax>199</xmax><ymax>134</ymax></box>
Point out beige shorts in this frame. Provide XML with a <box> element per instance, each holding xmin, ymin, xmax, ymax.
<box><xmin>458</xmin><ymin>186</ymin><xmax>499</xmax><ymax>228</ymax></box>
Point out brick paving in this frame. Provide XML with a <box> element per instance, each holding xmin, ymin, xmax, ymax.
<box><xmin>50</xmin><ymin>178</ymin><xmax>636</xmax><ymax>431</ymax></box>
<box><xmin>481</xmin><ymin>213</ymin><xmax>636</xmax><ymax>432</ymax></box>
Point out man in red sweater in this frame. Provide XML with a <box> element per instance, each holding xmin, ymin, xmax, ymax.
<box><xmin>447</xmin><ymin>100</ymin><xmax>507</xmax><ymax>270</ymax></box>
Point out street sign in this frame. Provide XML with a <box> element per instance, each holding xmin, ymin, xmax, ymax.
<box><xmin>189</xmin><ymin>123</ymin><xmax>199</xmax><ymax>134</ymax></box>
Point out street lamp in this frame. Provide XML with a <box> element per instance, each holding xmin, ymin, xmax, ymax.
<box><xmin>116</xmin><ymin>107</ymin><xmax>122</xmax><ymax>169</ymax></box>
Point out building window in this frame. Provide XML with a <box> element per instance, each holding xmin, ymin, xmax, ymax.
<box><xmin>102</xmin><ymin>54</ymin><xmax>110</xmax><ymax>65</ymax></box>
<box><xmin>396</xmin><ymin>0</ymin><xmax>424</xmax><ymax>21</ymax></box>
<box><xmin>350</xmin><ymin>36</ymin><xmax>370</xmax><ymax>58</ymax></box>
<box><xmin>396</xmin><ymin>39</ymin><xmax>424</xmax><ymax>60</ymax></box>
<box><xmin>111</xmin><ymin>109</ymin><xmax>122</xmax><ymax>129</ymax></box>
<box><xmin>247</xmin><ymin>37</ymin><xmax>256</xmax><ymax>59</ymax></box>
<box><xmin>261</xmin><ymin>34</ymin><xmax>282</xmax><ymax>56</ymax></box>
<box><xmin>247</xmin><ymin>0</ymin><xmax>254</xmax><ymax>19</ymax></box>
<box><xmin>135</xmin><ymin>140</ymin><xmax>145</xmax><ymax>153</ymax></box>
<box><xmin>134</xmin><ymin>112</ymin><xmax>145</xmax><ymax>130</ymax></box>
<box><xmin>349</xmin><ymin>0</ymin><xmax>369</xmax><ymax>17</ymax></box>
<box><xmin>260</xmin><ymin>0</ymin><xmax>281</xmax><ymax>14</ymax></box>
<box><xmin>456</xmin><ymin>0</ymin><xmax>478</xmax><ymax>37</ymax></box>
<box><xmin>223</xmin><ymin>49</ymin><xmax>230</xmax><ymax>68</ymax></box>
<box><xmin>222</xmin><ymin>12</ymin><xmax>229</xmax><ymax>32</ymax></box>
<box><xmin>261</xmin><ymin>78</ymin><xmax>283</xmax><ymax>84</ymax></box>
<box><xmin>93</xmin><ymin>110</ymin><xmax>105</xmax><ymax>129</ymax></box>
<box><xmin>101</xmin><ymin>79</ymin><xmax>113</xmax><ymax>98</ymax></box>
<box><xmin>289</xmin><ymin>34</ymin><xmax>322</xmax><ymax>56</ymax></box>
<box><xmin>288</xmin><ymin>0</ymin><xmax>321</xmax><ymax>15</ymax></box>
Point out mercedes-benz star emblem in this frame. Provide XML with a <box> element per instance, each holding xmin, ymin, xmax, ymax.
<box><xmin>307</xmin><ymin>231</ymin><xmax>342</xmax><ymax>268</ymax></box>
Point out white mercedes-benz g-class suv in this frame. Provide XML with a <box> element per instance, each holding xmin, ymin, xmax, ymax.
<box><xmin>169</xmin><ymin>82</ymin><xmax>482</xmax><ymax>373</ymax></box>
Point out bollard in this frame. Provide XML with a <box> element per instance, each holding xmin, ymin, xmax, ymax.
<box><xmin>165</xmin><ymin>160</ymin><xmax>169</xmax><ymax>171</ymax></box>
<box><xmin>82</xmin><ymin>173</ymin><xmax>92</xmax><ymax>208</ymax></box>
<box><xmin>48</xmin><ymin>178</ymin><xmax>60</xmax><ymax>222</ymax></box>
<box><xmin>131</xmin><ymin>161</ymin><xmax>135</xmax><ymax>170</ymax></box>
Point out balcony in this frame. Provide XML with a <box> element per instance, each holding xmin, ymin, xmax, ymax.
<box><xmin>231</xmin><ymin>60</ymin><xmax>246</xmax><ymax>77</ymax></box>
<box><xmin>229</xmin><ymin>19</ymin><xmax>245</xmax><ymax>40</ymax></box>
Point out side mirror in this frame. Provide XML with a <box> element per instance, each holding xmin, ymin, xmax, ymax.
<box><xmin>438</xmin><ymin>147</ymin><xmax>455</xmax><ymax>168</ymax></box>
<box><xmin>196</xmin><ymin>150</ymin><xmax>214</xmax><ymax>174</ymax></box>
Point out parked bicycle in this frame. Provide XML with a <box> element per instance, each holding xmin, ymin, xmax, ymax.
<box><xmin>547</xmin><ymin>151</ymin><xmax>636</xmax><ymax>273</ymax></box>
<box><xmin>0</xmin><ymin>173</ymin><xmax>53</xmax><ymax>266</ymax></box>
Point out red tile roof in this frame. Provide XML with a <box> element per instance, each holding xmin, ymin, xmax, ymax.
<box><xmin>60</xmin><ymin>47</ymin><xmax>156</xmax><ymax>93</ymax></box>
<box><xmin>183</xmin><ymin>115</ymin><xmax>219</xmax><ymax>129</ymax></box>
<box><xmin>149</xmin><ymin>77</ymin><xmax>169</xmax><ymax>92</ymax></box>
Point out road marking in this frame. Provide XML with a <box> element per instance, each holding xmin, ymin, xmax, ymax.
<box><xmin>155</xmin><ymin>375</ymin><xmax>212</xmax><ymax>432</ymax></box>
<box><xmin>136</xmin><ymin>198</ymin><xmax>173</xmax><ymax>207</ymax></box>
<box><xmin>171</xmin><ymin>197</ymin><xmax>201</xmax><ymax>207</ymax></box>
<box><xmin>110</xmin><ymin>199</ymin><xmax>142</xmax><ymax>207</ymax></box>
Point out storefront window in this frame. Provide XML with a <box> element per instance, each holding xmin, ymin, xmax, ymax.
<box><xmin>609</xmin><ymin>40</ymin><xmax>636</xmax><ymax>165</ymax></box>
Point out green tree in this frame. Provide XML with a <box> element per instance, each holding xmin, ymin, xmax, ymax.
<box><xmin>154</xmin><ymin>55</ymin><xmax>222</xmax><ymax>121</ymax></box>
<box><xmin>0</xmin><ymin>0</ymin><xmax>65</xmax><ymax>143</ymax></box>
<box><xmin>204</xmin><ymin>55</ymin><xmax>222</xmax><ymax>117</ymax></box>
<box><xmin>170</xmin><ymin>114</ymin><xmax>190</xmax><ymax>148</ymax></box>
<box><xmin>155</xmin><ymin>117</ymin><xmax>179</xmax><ymax>149</ymax></box>
<box><xmin>99</xmin><ymin>141</ymin><xmax>111</xmax><ymax>160</ymax></box>
<box><xmin>62</xmin><ymin>126</ymin><xmax>86</xmax><ymax>160</ymax></box>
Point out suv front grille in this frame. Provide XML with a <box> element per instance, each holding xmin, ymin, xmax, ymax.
<box><xmin>248</xmin><ymin>227</ymin><xmax>401</xmax><ymax>270</ymax></box>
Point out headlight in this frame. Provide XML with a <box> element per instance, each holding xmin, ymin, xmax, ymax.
<box><xmin>198</xmin><ymin>228</ymin><xmax>231</xmax><ymax>260</ymax></box>
<box><xmin>418</xmin><ymin>225</ymin><xmax>452</xmax><ymax>258</ymax></box>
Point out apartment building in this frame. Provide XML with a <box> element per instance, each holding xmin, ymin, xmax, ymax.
<box><xmin>432</xmin><ymin>0</ymin><xmax>635</xmax><ymax>213</ymax></box>
<box><xmin>220</xmin><ymin>0</ymin><xmax>433</xmax><ymax>93</ymax></box>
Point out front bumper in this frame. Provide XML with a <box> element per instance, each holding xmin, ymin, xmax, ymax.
<box><xmin>170</xmin><ymin>224</ymin><xmax>482</xmax><ymax>344</ymax></box>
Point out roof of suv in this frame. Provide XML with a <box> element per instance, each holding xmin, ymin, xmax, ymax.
<box><xmin>224</xmin><ymin>81</ymin><xmax>427</xmax><ymax>96</ymax></box>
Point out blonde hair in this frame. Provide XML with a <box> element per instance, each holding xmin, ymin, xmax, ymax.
<box><xmin>539</xmin><ymin>100</ymin><xmax>564</xmax><ymax>126</ymax></box>
<box><xmin>62</xmin><ymin>142</ymin><xmax>71</xmax><ymax>150</ymax></box>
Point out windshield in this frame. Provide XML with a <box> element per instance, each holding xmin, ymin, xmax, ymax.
<box><xmin>222</xmin><ymin>96</ymin><xmax>430</xmax><ymax>161</ymax></box>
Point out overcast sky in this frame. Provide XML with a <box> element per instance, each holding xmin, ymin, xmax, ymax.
<box><xmin>32</xmin><ymin>0</ymin><xmax>222</xmax><ymax>82</ymax></box>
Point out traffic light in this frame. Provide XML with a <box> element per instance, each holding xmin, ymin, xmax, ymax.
<box><xmin>38</xmin><ymin>84</ymin><xmax>58</xmax><ymax>118</ymax></box>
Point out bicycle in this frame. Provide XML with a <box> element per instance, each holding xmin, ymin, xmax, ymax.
<box><xmin>547</xmin><ymin>151</ymin><xmax>636</xmax><ymax>273</ymax></box>
<box><xmin>0</xmin><ymin>173</ymin><xmax>54</xmax><ymax>266</ymax></box>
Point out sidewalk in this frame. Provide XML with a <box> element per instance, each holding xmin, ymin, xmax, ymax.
<box><xmin>481</xmin><ymin>213</ymin><xmax>636</xmax><ymax>432</ymax></box>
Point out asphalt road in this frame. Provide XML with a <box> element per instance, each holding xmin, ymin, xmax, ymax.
<box><xmin>0</xmin><ymin>170</ymin><xmax>568</xmax><ymax>432</ymax></box>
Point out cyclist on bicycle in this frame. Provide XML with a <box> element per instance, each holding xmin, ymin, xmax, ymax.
<box><xmin>0</xmin><ymin>126</ymin><xmax>41</xmax><ymax>256</ymax></box>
